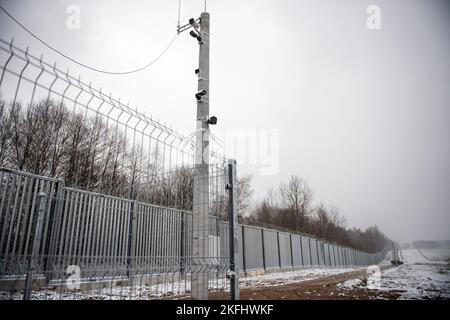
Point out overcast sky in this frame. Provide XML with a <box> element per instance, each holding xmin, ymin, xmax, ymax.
<box><xmin>0</xmin><ymin>0</ymin><xmax>449</xmax><ymax>244</ymax></box>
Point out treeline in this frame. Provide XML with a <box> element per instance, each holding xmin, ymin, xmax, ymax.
<box><xmin>0</xmin><ymin>98</ymin><xmax>390</xmax><ymax>253</ymax></box>
<box><xmin>241</xmin><ymin>176</ymin><xmax>390</xmax><ymax>254</ymax></box>
<box><xmin>0</xmin><ymin>99</ymin><xmax>195</xmax><ymax>210</ymax></box>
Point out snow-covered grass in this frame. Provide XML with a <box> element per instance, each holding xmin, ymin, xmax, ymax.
<box><xmin>336</xmin><ymin>278</ymin><xmax>363</xmax><ymax>289</ymax></box>
<box><xmin>417</xmin><ymin>249</ymin><xmax>450</xmax><ymax>262</ymax></box>
<box><xmin>240</xmin><ymin>267</ymin><xmax>366</xmax><ymax>289</ymax></box>
<box><xmin>0</xmin><ymin>276</ymin><xmax>230</xmax><ymax>300</ymax></box>
<box><xmin>339</xmin><ymin>249</ymin><xmax>450</xmax><ymax>300</ymax></box>
<box><xmin>2</xmin><ymin>266</ymin><xmax>367</xmax><ymax>300</ymax></box>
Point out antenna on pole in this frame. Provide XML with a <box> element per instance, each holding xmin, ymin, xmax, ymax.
<box><xmin>204</xmin><ymin>0</ymin><xmax>207</xmax><ymax>12</ymax></box>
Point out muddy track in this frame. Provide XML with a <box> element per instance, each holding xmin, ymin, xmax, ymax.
<box><xmin>211</xmin><ymin>266</ymin><xmax>403</xmax><ymax>300</ymax></box>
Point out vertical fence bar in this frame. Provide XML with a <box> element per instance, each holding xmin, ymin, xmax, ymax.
<box><xmin>127</xmin><ymin>200</ymin><xmax>137</xmax><ymax>282</ymax></box>
<box><xmin>261</xmin><ymin>228</ymin><xmax>266</xmax><ymax>272</ymax></box>
<box><xmin>45</xmin><ymin>179</ymin><xmax>65</xmax><ymax>283</ymax></box>
<box><xmin>298</xmin><ymin>236</ymin><xmax>303</xmax><ymax>267</ymax></box>
<box><xmin>290</xmin><ymin>234</ymin><xmax>294</xmax><ymax>269</ymax></box>
<box><xmin>24</xmin><ymin>192</ymin><xmax>47</xmax><ymax>300</ymax></box>
<box><xmin>227</xmin><ymin>159</ymin><xmax>239</xmax><ymax>300</ymax></box>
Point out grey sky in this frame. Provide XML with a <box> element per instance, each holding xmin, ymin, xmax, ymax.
<box><xmin>0</xmin><ymin>0</ymin><xmax>449</xmax><ymax>244</ymax></box>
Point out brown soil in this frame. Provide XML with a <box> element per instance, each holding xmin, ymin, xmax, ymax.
<box><xmin>211</xmin><ymin>266</ymin><xmax>405</xmax><ymax>300</ymax></box>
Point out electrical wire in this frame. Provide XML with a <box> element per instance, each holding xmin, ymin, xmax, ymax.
<box><xmin>0</xmin><ymin>5</ymin><xmax>178</xmax><ymax>75</ymax></box>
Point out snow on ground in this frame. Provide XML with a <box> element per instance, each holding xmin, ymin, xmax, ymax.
<box><xmin>340</xmin><ymin>249</ymin><xmax>450</xmax><ymax>300</ymax></box>
<box><xmin>2</xmin><ymin>266</ymin><xmax>366</xmax><ymax>300</ymax></box>
<box><xmin>418</xmin><ymin>249</ymin><xmax>450</xmax><ymax>262</ymax></box>
<box><xmin>240</xmin><ymin>267</ymin><xmax>365</xmax><ymax>289</ymax></box>
<box><xmin>0</xmin><ymin>276</ymin><xmax>229</xmax><ymax>300</ymax></box>
<box><xmin>336</xmin><ymin>278</ymin><xmax>363</xmax><ymax>290</ymax></box>
<box><xmin>7</xmin><ymin>249</ymin><xmax>448</xmax><ymax>300</ymax></box>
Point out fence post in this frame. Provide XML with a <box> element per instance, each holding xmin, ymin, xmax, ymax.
<box><xmin>328</xmin><ymin>244</ymin><xmax>332</xmax><ymax>267</ymax></box>
<box><xmin>299</xmin><ymin>237</ymin><xmax>304</xmax><ymax>267</ymax></box>
<box><xmin>277</xmin><ymin>232</ymin><xmax>281</xmax><ymax>269</ymax></box>
<box><xmin>45</xmin><ymin>178</ymin><xmax>65</xmax><ymax>284</ymax></box>
<box><xmin>290</xmin><ymin>234</ymin><xmax>294</xmax><ymax>268</ymax></box>
<box><xmin>227</xmin><ymin>159</ymin><xmax>239</xmax><ymax>300</ymax></box>
<box><xmin>24</xmin><ymin>192</ymin><xmax>47</xmax><ymax>300</ymax></box>
<box><xmin>127</xmin><ymin>200</ymin><xmax>137</xmax><ymax>284</ymax></box>
<box><xmin>261</xmin><ymin>229</ymin><xmax>266</xmax><ymax>272</ymax></box>
<box><xmin>180</xmin><ymin>211</ymin><xmax>185</xmax><ymax>275</ymax></box>
<box><xmin>316</xmin><ymin>240</ymin><xmax>320</xmax><ymax>267</ymax></box>
<box><xmin>308</xmin><ymin>238</ymin><xmax>312</xmax><ymax>267</ymax></box>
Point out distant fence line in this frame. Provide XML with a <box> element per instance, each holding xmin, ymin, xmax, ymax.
<box><xmin>236</xmin><ymin>224</ymin><xmax>388</xmax><ymax>275</ymax></box>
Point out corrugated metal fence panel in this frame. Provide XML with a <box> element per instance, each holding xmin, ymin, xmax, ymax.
<box><xmin>343</xmin><ymin>248</ymin><xmax>348</xmax><ymax>266</ymax></box>
<box><xmin>328</xmin><ymin>244</ymin><xmax>334</xmax><ymax>267</ymax></box>
<box><xmin>331</xmin><ymin>244</ymin><xmax>336</xmax><ymax>266</ymax></box>
<box><xmin>329</xmin><ymin>244</ymin><xmax>337</xmax><ymax>267</ymax></box>
<box><xmin>291</xmin><ymin>234</ymin><xmax>302</xmax><ymax>267</ymax></box>
<box><xmin>242</xmin><ymin>226</ymin><xmax>264</xmax><ymax>271</ymax></box>
<box><xmin>317</xmin><ymin>241</ymin><xmax>324</xmax><ymax>266</ymax></box>
<box><xmin>238</xmin><ymin>225</ymin><xmax>244</xmax><ymax>271</ymax></box>
<box><xmin>262</xmin><ymin>229</ymin><xmax>279</xmax><ymax>270</ymax></box>
<box><xmin>301</xmin><ymin>236</ymin><xmax>311</xmax><ymax>266</ymax></box>
<box><xmin>339</xmin><ymin>247</ymin><xmax>345</xmax><ymax>266</ymax></box>
<box><xmin>310</xmin><ymin>238</ymin><xmax>318</xmax><ymax>266</ymax></box>
<box><xmin>324</xmin><ymin>243</ymin><xmax>330</xmax><ymax>266</ymax></box>
<box><xmin>332</xmin><ymin>245</ymin><xmax>338</xmax><ymax>266</ymax></box>
<box><xmin>278</xmin><ymin>232</ymin><xmax>292</xmax><ymax>268</ymax></box>
<box><xmin>335</xmin><ymin>246</ymin><xmax>341</xmax><ymax>266</ymax></box>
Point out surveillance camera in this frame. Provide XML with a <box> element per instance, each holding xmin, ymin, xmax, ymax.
<box><xmin>207</xmin><ymin>116</ymin><xmax>217</xmax><ymax>125</ymax></box>
<box><xmin>189</xmin><ymin>18</ymin><xmax>199</xmax><ymax>30</ymax></box>
<box><xmin>195</xmin><ymin>89</ymin><xmax>207</xmax><ymax>100</ymax></box>
<box><xmin>195</xmin><ymin>68</ymin><xmax>200</xmax><ymax>75</ymax></box>
<box><xmin>189</xmin><ymin>30</ymin><xmax>203</xmax><ymax>43</ymax></box>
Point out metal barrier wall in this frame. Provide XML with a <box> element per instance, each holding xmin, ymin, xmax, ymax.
<box><xmin>234</xmin><ymin>225</ymin><xmax>389</xmax><ymax>275</ymax></box>
<box><xmin>278</xmin><ymin>232</ymin><xmax>292</xmax><ymax>268</ymax></box>
<box><xmin>0</xmin><ymin>167</ymin><xmax>232</xmax><ymax>300</ymax></box>
<box><xmin>0</xmin><ymin>167</ymin><xmax>389</xmax><ymax>299</ymax></box>
<box><xmin>291</xmin><ymin>235</ymin><xmax>302</xmax><ymax>267</ymax></box>
<box><xmin>301</xmin><ymin>236</ymin><xmax>312</xmax><ymax>266</ymax></box>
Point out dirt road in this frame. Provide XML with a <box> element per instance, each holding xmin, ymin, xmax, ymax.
<box><xmin>211</xmin><ymin>266</ymin><xmax>403</xmax><ymax>300</ymax></box>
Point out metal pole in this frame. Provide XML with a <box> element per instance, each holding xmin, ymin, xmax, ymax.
<box><xmin>45</xmin><ymin>179</ymin><xmax>64</xmax><ymax>284</ymax></box>
<box><xmin>192</xmin><ymin>11</ymin><xmax>210</xmax><ymax>300</ymax></box>
<box><xmin>227</xmin><ymin>159</ymin><xmax>239</xmax><ymax>300</ymax></box>
<box><xmin>127</xmin><ymin>200</ymin><xmax>137</xmax><ymax>283</ymax></box>
<box><xmin>24</xmin><ymin>192</ymin><xmax>47</xmax><ymax>300</ymax></box>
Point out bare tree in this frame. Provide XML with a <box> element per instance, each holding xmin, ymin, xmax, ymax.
<box><xmin>236</xmin><ymin>174</ymin><xmax>253</xmax><ymax>220</ymax></box>
<box><xmin>279</xmin><ymin>176</ymin><xmax>313</xmax><ymax>215</ymax></box>
<box><xmin>278</xmin><ymin>175</ymin><xmax>313</xmax><ymax>230</ymax></box>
